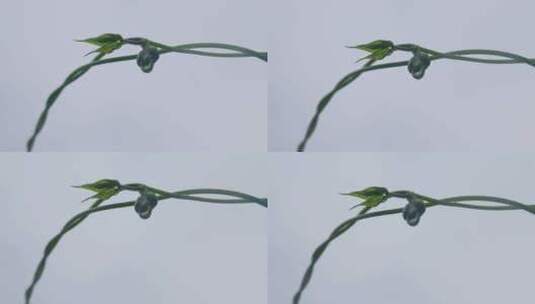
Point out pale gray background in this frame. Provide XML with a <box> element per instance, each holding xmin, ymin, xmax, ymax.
<box><xmin>269</xmin><ymin>0</ymin><xmax>535</xmax><ymax>151</ymax></box>
<box><xmin>269</xmin><ymin>153</ymin><xmax>535</xmax><ymax>303</ymax></box>
<box><xmin>0</xmin><ymin>153</ymin><xmax>266</xmax><ymax>303</ymax></box>
<box><xmin>0</xmin><ymin>0</ymin><xmax>267</xmax><ymax>151</ymax></box>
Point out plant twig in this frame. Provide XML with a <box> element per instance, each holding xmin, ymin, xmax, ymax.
<box><xmin>25</xmin><ymin>180</ymin><xmax>267</xmax><ymax>304</ymax></box>
<box><xmin>26</xmin><ymin>36</ymin><xmax>267</xmax><ymax>152</ymax></box>
<box><xmin>293</xmin><ymin>188</ymin><xmax>535</xmax><ymax>303</ymax></box>
<box><xmin>297</xmin><ymin>41</ymin><xmax>535</xmax><ymax>151</ymax></box>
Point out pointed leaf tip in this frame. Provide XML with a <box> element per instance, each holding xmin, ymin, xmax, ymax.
<box><xmin>348</xmin><ymin>40</ymin><xmax>395</xmax><ymax>62</ymax></box>
<box><xmin>77</xmin><ymin>33</ymin><xmax>124</xmax><ymax>55</ymax></box>
<box><xmin>343</xmin><ymin>186</ymin><xmax>389</xmax><ymax>209</ymax></box>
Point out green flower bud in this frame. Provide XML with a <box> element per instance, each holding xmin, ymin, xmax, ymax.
<box><xmin>135</xmin><ymin>191</ymin><xmax>159</xmax><ymax>219</ymax></box>
<box><xmin>136</xmin><ymin>45</ymin><xmax>160</xmax><ymax>73</ymax></box>
<box><xmin>408</xmin><ymin>50</ymin><xmax>431</xmax><ymax>80</ymax></box>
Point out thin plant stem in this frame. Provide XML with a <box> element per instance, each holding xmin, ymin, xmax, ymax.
<box><xmin>293</xmin><ymin>192</ymin><xmax>535</xmax><ymax>304</ymax></box>
<box><xmin>26</xmin><ymin>53</ymin><xmax>106</xmax><ymax>152</ymax></box>
<box><xmin>147</xmin><ymin>41</ymin><xmax>268</xmax><ymax>62</ymax></box>
<box><xmin>119</xmin><ymin>183</ymin><xmax>268</xmax><ymax>207</ymax></box>
<box><xmin>296</xmin><ymin>59</ymin><xmax>376</xmax><ymax>152</ymax></box>
<box><xmin>25</xmin><ymin>186</ymin><xmax>266</xmax><ymax>304</ymax></box>
<box><xmin>297</xmin><ymin>45</ymin><xmax>535</xmax><ymax>151</ymax></box>
<box><xmin>26</xmin><ymin>41</ymin><xmax>267</xmax><ymax>152</ymax></box>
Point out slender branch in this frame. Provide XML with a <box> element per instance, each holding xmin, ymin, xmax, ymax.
<box><xmin>26</xmin><ymin>53</ymin><xmax>106</xmax><ymax>152</ymax></box>
<box><xmin>152</xmin><ymin>188</ymin><xmax>269</xmax><ymax>207</ymax></box>
<box><xmin>297</xmin><ymin>59</ymin><xmax>377</xmax><ymax>152</ymax></box>
<box><xmin>418</xmin><ymin>194</ymin><xmax>535</xmax><ymax>214</ymax></box>
<box><xmin>293</xmin><ymin>192</ymin><xmax>535</xmax><ymax>303</ymax></box>
<box><xmin>25</xmin><ymin>186</ymin><xmax>266</xmax><ymax>303</ymax></box>
<box><xmin>26</xmin><ymin>41</ymin><xmax>267</xmax><ymax>152</ymax></box>
<box><xmin>424</xmin><ymin>49</ymin><xmax>535</xmax><ymax>66</ymax></box>
<box><xmin>121</xmin><ymin>184</ymin><xmax>268</xmax><ymax>207</ymax></box>
<box><xmin>297</xmin><ymin>44</ymin><xmax>535</xmax><ymax>151</ymax></box>
<box><xmin>147</xmin><ymin>41</ymin><xmax>268</xmax><ymax>62</ymax></box>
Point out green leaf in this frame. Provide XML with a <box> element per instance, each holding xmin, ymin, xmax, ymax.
<box><xmin>341</xmin><ymin>186</ymin><xmax>389</xmax><ymax>209</ymax></box>
<box><xmin>86</xmin><ymin>41</ymin><xmax>123</xmax><ymax>56</ymax></box>
<box><xmin>342</xmin><ymin>186</ymin><xmax>389</xmax><ymax>200</ymax></box>
<box><xmin>77</xmin><ymin>33</ymin><xmax>123</xmax><ymax>47</ymax></box>
<box><xmin>74</xmin><ymin>179</ymin><xmax>121</xmax><ymax>202</ymax></box>
<box><xmin>74</xmin><ymin>179</ymin><xmax>120</xmax><ymax>192</ymax></box>
<box><xmin>348</xmin><ymin>40</ymin><xmax>395</xmax><ymax>62</ymax></box>
<box><xmin>76</xmin><ymin>33</ymin><xmax>124</xmax><ymax>55</ymax></box>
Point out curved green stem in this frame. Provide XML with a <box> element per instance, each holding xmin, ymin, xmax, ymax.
<box><xmin>25</xmin><ymin>187</ymin><xmax>266</xmax><ymax>303</ymax></box>
<box><xmin>396</xmin><ymin>44</ymin><xmax>535</xmax><ymax>66</ymax></box>
<box><xmin>293</xmin><ymin>192</ymin><xmax>535</xmax><ymax>304</ymax></box>
<box><xmin>297</xmin><ymin>45</ymin><xmax>535</xmax><ymax>151</ymax></box>
<box><xmin>296</xmin><ymin>59</ymin><xmax>377</xmax><ymax>152</ymax></box>
<box><xmin>26</xmin><ymin>42</ymin><xmax>267</xmax><ymax>152</ymax></box>
<box><xmin>152</xmin><ymin>188</ymin><xmax>269</xmax><ymax>207</ymax></box>
<box><xmin>418</xmin><ymin>194</ymin><xmax>535</xmax><ymax>214</ymax></box>
<box><xmin>121</xmin><ymin>184</ymin><xmax>268</xmax><ymax>207</ymax></box>
<box><xmin>147</xmin><ymin>41</ymin><xmax>268</xmax><ymax>62</ymax></box>
<box><xmin>26</xmin><ymin>53</ymin><xmax>106</xmax><ymax>152</ymax></box>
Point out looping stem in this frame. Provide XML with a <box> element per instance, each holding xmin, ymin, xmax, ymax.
<box><xmin>26</xmin><ymin>41</ymin><xmax>267</xmax><ymax>152</ymax></box>
<box><xmin>293</xmin><ymin>191</ymin><xmax>535</xmax><ymax>304</ymax></box>
<box><xmin>297</xmin><ymin>43</ymin><xmax>535</xmax><ymax>151</ymax></box>
<box><xmin>24</xmin><ymin>186</ymin><xmax>266</xmax><ymax>304</ymax></box>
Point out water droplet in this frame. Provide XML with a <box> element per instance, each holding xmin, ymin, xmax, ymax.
<box><xmin>136</xmin><ymin>45</ymin><xmax>160</xmax><ymax>73</ymax></box>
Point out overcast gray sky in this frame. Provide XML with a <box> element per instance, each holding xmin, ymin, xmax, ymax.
<box><xmin>2</xmin><ymin>153</ymin><xmax>535</xmax><ymax>304</ymax></box>
<box><xmin>269</xmin><ymin>0</ymin><xmax>535</xmax><ymax>151</ymax></box>
<box><xmin>0</xmin><ymin>0</ymin><xmax>267</xmax><ymax>151</ymax></box>
<box><xmin>269</xmin><ymin>153</ymin><xmax>535</xmax><ymax>303</ymax></box>
<box><xmin>0</xmin><ymin>153</ymin><xmax>267</xmax><ymax>304</ymax></box>
<box><xmin>3</xmin><ymin>1</ymin><xmax>535</xmax><ymax>304</ymax></box>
